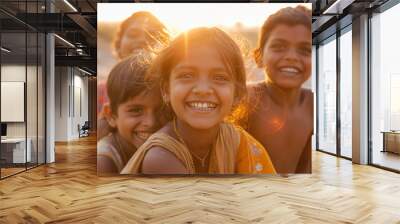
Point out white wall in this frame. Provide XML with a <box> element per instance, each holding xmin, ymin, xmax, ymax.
<box><xmin>55</xmin><ymin>67</ymin><xmax>69</xmax><ymax>141</ymax></box>
<box><xmin>1</xmin><ymin>65</ymin><xmax>25</xmax><ymax>137</ymax></box>
<box><xmin>1</xmin><ymin>65</ymin><xmax>34</xmax><ymax>138</ymax></box>
<box><xmin>54</xmin><ymin>67</ymin><xmax>89</xmax><ymax>141</ymax></box>
<box><xmin>72</xmin><ymin>73</ymin><xmax>89</xmax><ymax>137</ymax></box>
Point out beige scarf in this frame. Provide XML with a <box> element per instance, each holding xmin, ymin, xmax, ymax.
<box><xmin>120</xmin><ymin>123</ymin><xmax>241</xmax><ymax>174</ymax></box>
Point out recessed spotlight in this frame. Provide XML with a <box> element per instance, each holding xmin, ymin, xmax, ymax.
<box><xmin>1</xmin><ymin>47</ymin><xmax>11</xmax><ymax>53</ymax></box>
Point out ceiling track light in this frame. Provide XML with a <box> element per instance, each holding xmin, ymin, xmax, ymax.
<box><xmin>77</xmin><ymin>67</ymin><xmax>93</xmax><ymax>76</ymax></box>
<box><xmin>63</xmin><ymin>0</ymin><xmax>78</xmax><ymax>12</ymax></box>
<box><xmin>1</xmin><ymin>47</ymin><xmax>11</xmax><ymax>53</ymax></box>
<box><xmin>54</xmin><ymin>34</ymin><xmax>75</xmax><ymax>48</ymax></box>
<box><xmin>323</xmin><ymin>0</ymin><xmax>355</xmax><ymax>15</ymax></box>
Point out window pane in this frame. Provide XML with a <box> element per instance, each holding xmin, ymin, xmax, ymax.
<box><xmin>340</xmin><ymin>29</ymin><xmax>352</xmax><ymax>158</ymax></box>
<box><xmin>371</xmin><ymin>3</ymin><xmax>400</xmax><ymax>171</ymax></box>
<box><xmin>318</xmin><ymin>37</ymin><xmax>337</xmax><ymax>154</ymax></box>
<box><xmin>312</xmin><ymin>45</ymin><xmax>317</xmax><ymax>151</ymax></box>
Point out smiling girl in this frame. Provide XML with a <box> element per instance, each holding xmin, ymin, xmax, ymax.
<box><xmin>121</xmin><ymin>27</ymin><xmax>276</xmax><ymax>174</ymax></box>
<box><xmin>97</xmin><ymin>53</ymin><xmax>168</xmax><ymax>174</ymax></box>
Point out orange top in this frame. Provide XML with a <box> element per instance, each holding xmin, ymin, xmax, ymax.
<box><xmin>121</xmin><ymin>123</ymin><xmax>276</xmax><ymax>174</ymax></box>
<box><xmin>235</xmin><ymin>127</ymin><xmax>276</xmax><ymax>174</ymax></box>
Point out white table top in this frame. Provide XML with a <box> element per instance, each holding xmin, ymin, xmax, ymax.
<box><xmin>1</xmin><ymin>138</ymin><xmax>27</xmax><ymax>143</ymax></box>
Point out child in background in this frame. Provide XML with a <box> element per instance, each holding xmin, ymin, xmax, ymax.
<box><xmin>113</xmin><ymin>11</ymin><xmax>170</xmax><ymax>59</ymax></box>
<box><xmin>121</xmin><ymin>27</ymin><xmax>276</xmax><ymax>174</ymax></box>
<box><xmin>245</xmin><ymin>6</ymin><xmax>313</xmax><ymax>173</ymax></box>
<box><xmin>97</xmin><ymin>11</ymin><xmax>170</xmax><ymax>141</ymax></box>
<box><xmin>97</xmin><ymin>53</ymin><xmax>167</xmax><ymax>174</ymax></box>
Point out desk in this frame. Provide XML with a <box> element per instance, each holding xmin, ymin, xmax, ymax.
<box><xmin>1</xmin><ymin>138</ymin><xmax>31</xmax><ymax>163</ymax></box>
<box><xmin>381</xmin><ymin>131</ymin><xmax>400</xmax><ymax>154</ymax></box>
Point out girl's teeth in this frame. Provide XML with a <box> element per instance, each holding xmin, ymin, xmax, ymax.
<box><xmin>280</xmin><ymin>67</ymin><xmax>299</xmax><ymax>73</ymax></box>
<box><xmin>136</xmin><ymin>132</ymin><xmax>150</xmax><ymax>139</ymax></box>
<box><xmin>188</xmin><ymin>102</ymin><xmax>216</xmax><ymax>111</ymax></box>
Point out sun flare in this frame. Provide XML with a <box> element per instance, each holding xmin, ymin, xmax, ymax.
<box><xmin>98</xmin><ymin>3</ymin><xmax>310</xmax><ymax>35</ymax></box>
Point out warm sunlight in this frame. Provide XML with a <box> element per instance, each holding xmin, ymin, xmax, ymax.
<box><xmin>98</xmin><ymin>3</ymin><xmax>311</xmax><ymax>33</ymax></box>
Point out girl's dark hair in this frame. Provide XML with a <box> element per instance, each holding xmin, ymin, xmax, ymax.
<box><xmin>107</xmin><ymin>52</ymin><xmax>156</xmax><ymax>114</ymax></box>
<box><xmin>113</xmin><ymin>11</ymin><xmax>170</xmax><ymax>59</ymax></box>
<box><xmin>253</xmin><ymin>6</ymin><xmax>311</xmax><ymax>67</ymax></box>
<box><xmin>146</xmin><ymin>27</ymin><xmax>248</xmax><ymax>123</ymax></box>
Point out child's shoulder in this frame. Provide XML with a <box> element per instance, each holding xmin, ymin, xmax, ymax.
<box><xmin>300</xmin><ymin>88</ymin><xmax>314</xmax><ymax>109</ymax></box>
<box><xmin>97</xmin><ymin>134</ymin><xmax>115</xmax><ymax>154</ymax></box>
<box><xmin>300</xmin><ymin>88</ymin><xmax>313</xmax><ymax>97</ymax></box>
<box><xmin>140</xmin><ymin>123</ymin><xmax>189</xmax><ymax>174</ymax></box>
<box><xmin>97</xmin><ymin>134</ymin><xmax>121</xmax><ymax>173</ymax></box>
<box><xmin>154</xmin><ymin>121</ymin><xmax>174</xmax><ymax>136</ymax></box>
<box><xmin>142</xmin><ymin>145</ymin><xmax>187</xmax><ymax>174</ymax></box>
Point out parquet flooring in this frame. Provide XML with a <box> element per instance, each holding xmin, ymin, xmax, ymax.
<box><xmin>373</xmin><ymin>151</ymin><xmax>400</xmax><ymax>171</ymax></box>
<box><xmin>1</xmin><ymin>135</ymin><xmax>400</xmax><ymax>223</ymax></box>
<box><xmin>1</xmin><ymin>167</ymin><xmax>26</xmax><ymax>177</ymax></box>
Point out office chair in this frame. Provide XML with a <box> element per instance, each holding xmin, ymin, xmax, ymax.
<box><xmin>79</xmin><ymin>121</ymin><xmax>90</xmax><ymax>138</ymax></box>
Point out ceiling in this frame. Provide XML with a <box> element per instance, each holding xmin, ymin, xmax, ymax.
<box><xmin>1</xmin><ymin>0</ymin><xmax>98</xmax><ymax>75</ymax></box>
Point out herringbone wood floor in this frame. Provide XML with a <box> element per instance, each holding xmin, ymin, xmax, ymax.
<box><xmin>0</xmin><ymin>135</ymin><xmax>400</xmax><ymax>223</ymax></box>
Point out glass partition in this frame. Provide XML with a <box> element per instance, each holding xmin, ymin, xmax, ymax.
<box><xmin>27</xmin><ymin>31</ymin><xmax>38</xmax><ymax>169</ymax></box>
<box><xmin>0</xmin><ymin>1</ymin><xmax>46</xmax><ymax>179</ymax></box>
<box><xmin>38</xmin><ymin>32</ymin><xmax>45</xmax><ymax>165</ymax></box>
<box><xmin>1</xmin><ymin>30</ymin><xmax>27</xmax><ymax>178</ymax></box>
